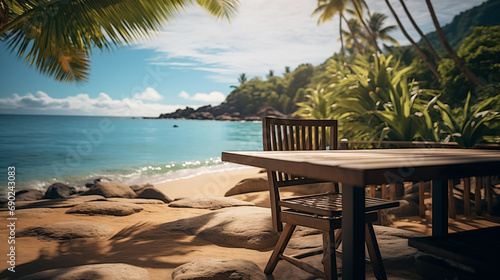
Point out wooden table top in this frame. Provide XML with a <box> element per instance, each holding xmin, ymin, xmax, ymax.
<box><xmin>222</xmin><ymin>149</ymin><xmax>500</xmax><ymax>186</ymax></box>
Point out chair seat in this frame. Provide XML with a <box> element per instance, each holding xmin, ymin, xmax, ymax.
<box><xmin>280</xmin><ymin>193</ymin><xmax>400</xmax><ymax>217</ymax></box>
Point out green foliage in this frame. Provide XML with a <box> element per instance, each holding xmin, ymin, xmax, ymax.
<box><xmin>296</xmin><ymin>54</ymin><xmax>442</xmax><ymax>142</ymax></box>
<box><xmin>436</xmin><ymin>92</ymin><xmax>500</xmax><ymax>147</ymax></box>
<box><xmin>423</xmin><ymin>0</ymin><xmax>500</xmax><ymax>52</ymax></box>
<box><xmin>1</xmin><ymin>0</ymin><xmax>239</xmax><ymax>82</ymax></box>
<box><xmin>438</xmin><ymin>26</ymin><xmax>500</xmax><ymax>105</ymax></box>
<box><xmin>295</xmin><ymin>86</ymin><xmax>336</xmax><ymax>120</ymax></box>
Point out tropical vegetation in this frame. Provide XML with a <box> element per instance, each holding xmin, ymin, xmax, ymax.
<box><xmin>0</xmin><ymin>0</ymin><xmax>239</xmax><ymax>82</ymax></box>
<box><xmin>225</xmin><ymin>0</ymin><xmax>500</xmax><ymax>146</ymax></box>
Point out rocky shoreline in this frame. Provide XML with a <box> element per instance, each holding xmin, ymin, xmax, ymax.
<box><xmin>152</xmin><ymin>105</ymin><xmax>292</xmax><ymax>121</ymax></box>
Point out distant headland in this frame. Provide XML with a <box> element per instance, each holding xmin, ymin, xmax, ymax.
<box><xmin>150</xmin><ymin>105</ymin><xmax>291</xmax><ymax>121</ymax></box>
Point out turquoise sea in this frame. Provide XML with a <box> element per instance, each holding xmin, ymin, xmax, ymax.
<box><xmin>0</xmin><ymin>114</ymin><xmax>262</xmax><ymax>198</ymax></box>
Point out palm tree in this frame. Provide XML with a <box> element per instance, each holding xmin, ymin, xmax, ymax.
<box><xmin>384</xmin><ymin>0</ymin><xmax>440</xmax><ymax>80</ymax></box>
<box><xmin>366</xmin><ymin>12</ymin><xmax>398</xmax><ymax>47</ymax></box>
<box><xmin>341</xmin><ymin>18</ymin><xmax>365</xmax><ymax>55</ymax></box>
<box><xmin>230</xmin><ymin>73</ymin><xmax>247</xmax><ymax>89</ymax></box>
<box><xmin>312</xmin><ymin>0</ymin><xmax>349</xmax><ymax>56</ymax></box>
<box><xmin>398</xmin><ymin>0</ymin><xmax>440</xmax><ymax>62</ymax></box>
<box><xmin>238</xmin><ymin>73</ymin><xmax>247</xmax><ymax>84</ymax></box>
<box><xmin>350</xmin><ymin>0</ymin><xmax>382</xmax><ymax>53</ymax></box>
<box><xmin>0</xmin><ymin>0</ymin><xmax>239</xmax><ymax>83</ymax></box>
<box><xmin>424</xmin><ymin>0</ymin><xmax>483</xmax><ymax>88</ymax></box>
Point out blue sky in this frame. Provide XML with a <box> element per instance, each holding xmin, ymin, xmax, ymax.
<box><xmin>0</xmin><ymin>0</ymin><xmax>488</xmax><ymax>117</ymax></box>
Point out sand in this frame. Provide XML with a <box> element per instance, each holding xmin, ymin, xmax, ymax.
<box><xmin>0</xmin><ymin>167</ymin><xmax>271</xmax><ymax>280</ymax></box>
<box><xmin>1</xmin><ymin>167</ymin><xmax>499</xmax><ymax>280</ymax></box>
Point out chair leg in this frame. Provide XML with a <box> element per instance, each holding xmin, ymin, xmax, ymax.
<box><xmin>322</xmin><ymin>230</ymin><xmax>337</xmax><ymax>280</ymax></box>
<box><xmin>334</xmin><ymin>228</ymin><xmax>342</xmax><ymax>249</ymax></box>
<box><xmin>365</xmin><ymin>223</ymin><xmax>387</xmax><ymax>280</ymax></box>
<box><xmin>264</xmin><ymin>223</ymin><xmax>296</xmax><ymax>275</ymax></box>
<box><xmin>419</xmin><ymin>181</ymin><xmax>426</xmax><ymax>218</ymax></box>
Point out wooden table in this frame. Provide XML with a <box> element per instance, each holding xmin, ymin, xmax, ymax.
<box><xmin>222</xmin><ymin>148</ymin><xmax>500</xmax><ymax>280</ymax></box>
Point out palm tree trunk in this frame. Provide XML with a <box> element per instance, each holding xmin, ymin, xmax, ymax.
<box><xmin>399</xmin><ymin>0</ymin><xmax>440</xmax><ymax>62</ymax></box>
<box><xmin>341</xmin><ymin>14</ymin><xmax>363</xmax><ymax>54</ymax></box>
<box><xmin>425</xmin><ymin>0</ymin><xmax>483</xmax><ymax>87</ymax></box>
<box><xmin>339</xmin><ymin>12</ymin><xmax>345</xmax><ymax>56</ymax></box>
<box><xmin>352</xmin><ymin>1</ymin><xmax>381</xmax><ymax>53</ymax></box>
<box><xmin>385</xmin><ymin>0</ymin><xmax>440</xmax><ymax>80</ymax></box>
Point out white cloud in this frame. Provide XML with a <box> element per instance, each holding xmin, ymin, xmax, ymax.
<box><xmin>137</xmin><ymin>0</ymin><xmax>339</xmax><ymax>83</ymax></box>
<box><xmin>134</xmin><ymin>87</ymin><xmax>163</xmax><ymax>101</ymax></box>
<box><xmin>136</xmin><ymin>0</ymin><xmax>487</xmax><ymax>83</ymax></box>
<box><xmin>178</xmin><ymin>91</ymin><xmax>226</xmax><ymax>103</ymax></box>
<box><xmin>0</xmin><ymin>91</ymin><xmax>195</xmax><ymax>117</ymax></box>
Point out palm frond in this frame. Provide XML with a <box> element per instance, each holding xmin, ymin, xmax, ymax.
<box><xmin>2</xmin><ymin>0</ymin><xmax>239</xmax><ymax>82</ymax></box>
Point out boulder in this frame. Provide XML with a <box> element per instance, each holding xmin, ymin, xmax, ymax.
<box><xmin>215</xmin><ymin>114</ymin><xmax>236</xmax><ymax>121</ymax></box>
<box><xmin>130</xmin><ymin>183</ymin><xmax>155</xmax><ymax>193</ymax></box>
<box><xmin>225</xmin><ymin>176</ymin><xmax>269</xmax><ymax>196</ymax></box>
<box><xmin>18</xmin><ymin>221</ymin><xmax>114</xmax><ymax>240</ymax></box>
<box><xmin>82</xmin><ymin>182</ymin><xmax>137</xmax><ymax>198</ymax></box>
<box><xmin>15</xmin><ymin>189</ymin><xmax>44</xmax><ymax>201</ymax></box>
<box><xmin>162</xmin><ymin>206</ymin><xmax>279</xmax><ymax>250</ymax></box>
<box><xmin>106</xmin><ymin>198</ymin><xmax>165</xmax><ymax>204</ymax></box>
<box><xmin>44</xmin><ymin>183</ymin><xmax>77</xmax><ymax>199</ymax></box>
<box><xmin>18</xmin><ymin>263</ymin><xmax>150</xmax><ymax>280</ymax></box>
<box><xmin>85</xmin><ymin>177</ymin><xmax>112</xmax><ymax>188</ymax></box>
<box><xmin>66</xmin><ymin>201</ymin><xmax>143</xmax><ymax>216</ymax></box>
<box><xmin>169</xmin><ymin>197</ymin><xmax>254</xmax><ymax>210</ymax></box>
<box><xmin>254</xmin><ymin>106</ymin><xmax>288</xmax><ymax>118</ymax></box>
<box><xmin>172</xmin><ymin>259</ymin><xmax>265</xmax><ymax>280</ymax></box>
<box><xmin>136</xmin><ymin>187</ymin><xmax>172</xmax><ymax>203</ymax></box>
<box><xmin>387</xmin><ymin>199</ymin><xmax>420</xmax><ymax>217</ymax></box>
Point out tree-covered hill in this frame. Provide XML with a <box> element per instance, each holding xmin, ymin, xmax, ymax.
<box><xmin>423</xmin><ymin>0</ymin><xmax>500</xmax><ymax>52</ymax></box>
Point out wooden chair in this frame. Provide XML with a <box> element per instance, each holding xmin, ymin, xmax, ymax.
<box><xmin>262</xmin><ymin>117</ymin><xmax>400</xmax><ymax>280</ymax></box>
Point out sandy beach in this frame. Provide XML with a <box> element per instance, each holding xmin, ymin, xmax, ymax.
<box><xmin>1</xmin><ymin>167</ymin><xmax>499</xmax><ymax>280</ymax></box>
<box><xmin>0</xmin><ymin>167</ymin><xmax>271</xmax><ymax>280</ymax></box>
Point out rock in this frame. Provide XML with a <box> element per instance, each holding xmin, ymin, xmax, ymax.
<box><xmin>162</xmin><ymin>206</ymin><xmax>279</xmax><ymax>250</ymax></box>
<box><xmin>66</xmin><ymin>201</ymin><xmax>143</xmax><ymax>216</ymax></box>
<box><xmin>44</xmin><ymin>183</ymin><xmax>77</xmax><ymax>199</ymax></box>
<box><xmin>106</xmin><ymin>198</ymin><xmax>165</xmax><ymax>204</ymax></box>
<box><xmin>158</xmin><ymin>104</ymin><xmax>291</xmax><ymax>121</ymax></box>
<box><xmin>130</xmin><ymin>183</ymin><xmax>155</xmax><ymax>193</ymax></box>
<box><xmin>403</xmin><ymin>192</ymin><xmax>420</xmax><ymax>204</ymax></box>
<box><xmin>82</xmin><ymin>182</ymin><xmax>137</xmax><ymax>198</ymax></box>
<box><xmin>169</xmin><ymin>197</ymin><xmax>254</xmax><ymax>210</ymax></box>
<box><xmin>15</xmin><ymin>189</ymin><xmax>44</xmax><ymax>201</ymax></box>
<box><xmin>12</xmin><ymin>195</ymin><xmax>106</xmax><ymax>209</ymax></box>
<box><xmin>189</xmin><ymin>111</ymin><xmax>214</xmax><ymax>120</ymax></box>
<box><xmin>136</xmin><ymin>187</ymin><xmax>172</xmax><ymax>203</ymax></box>
<box><xmin>172</xmin><ymin>259</ymin><xmax>265</xmax><ymax>280</ymax></box>
<box><xmin>18</xmin><ymin>221</ymin><xmax>114</xmax><ymax>240</ymax></box>
<box><xmin>18</xmin><ymin>263</ymin><xmax>150</xmax><ymax>280</ymax></box>
<box><xmin>387</xmin><ymin>200</ymin><xmax>420</xmax><ymax>217</ymax></box>
<box><xmin>373</xmin><ymin>225</ymin><xmax>424</xmax><ymax>270</ymax></box>
<box><xmin>215</xmin><ymin>114</ymin><xmax>236</xmax><ymax>121</ymax></box>
<box><xmin>85</xmin><ymin>177</ymin><xmax>112</xmax><ymax>188</ymax></box>
<box><xmin>253</xmin><ymin>106</ymin><xmax>289</xmax><ymax>118</ymax></box>
<box><xmin>225</xmin><ymin>176</ymin><xmax>269</xmax><ymax>196</ymax></box>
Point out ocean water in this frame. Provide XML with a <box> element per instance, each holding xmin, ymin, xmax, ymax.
<box><xmin>0</xmin><ymin>114</ymin><xmax>262</xmax><ymax>197</ymax></box>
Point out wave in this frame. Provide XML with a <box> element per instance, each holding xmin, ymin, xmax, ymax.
<box><xmin>0</xmin><ymin>158</ymin><xmax>249</xmax><ymax>199</ymax></box>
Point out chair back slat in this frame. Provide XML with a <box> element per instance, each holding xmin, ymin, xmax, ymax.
<box><xmin>263</xmin><ymin>117</ymin><xmax>338</xmax><ymax>187</ymax></box>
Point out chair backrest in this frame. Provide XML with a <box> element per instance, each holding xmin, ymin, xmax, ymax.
<box><xmin>263</xmin><ymin>117</ymin><xmax>338</xmax><ymax>152</ymax></box>
<box><xmin>262</xmin><ymin>117</ymin><xmax>338</xmax><ymax>231</ymax></box>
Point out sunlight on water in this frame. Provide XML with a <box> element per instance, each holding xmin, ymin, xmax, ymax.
<box><xmin>0</xmin><ymin>115</ymin><xmax>262</xmax><ymax>197</ymax></box>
